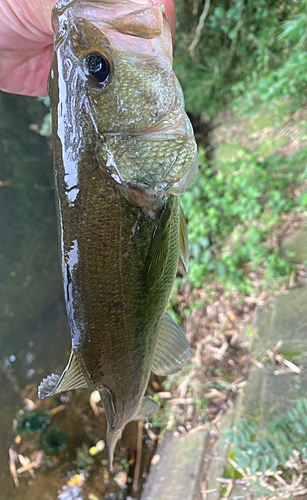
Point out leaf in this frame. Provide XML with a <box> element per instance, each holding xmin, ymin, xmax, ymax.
<box><xmin>295</xmin><ymin>443</ymin><xmax>304</xmax><ymax>456</ymax></box>
<box><xmin>260</xmin><ymin>455</ymin><xmax>270</xmax><ymax>475</ymax></box>
<box><xmin>268</xmin><ymin>454</ymin><xmax>279</xmax><ymax>472</ymax></box>
<box><xmin>294</xmin><ymin>422</ymin><xmax>306</xmax><ymax>435</ymax></box>
<box><xmin>235</xmin><ymin>450</ymin><xmax>250</xmax><ymax>470</ymax></box>
<box><xmin>297</xmin><ymin>399</ymin><xmax>305</xmax><ymax>414</ymax></box>
<box><xmin>277</xmin><ymin>430</ymin><xmax>288</xmax><ymax>446</ymax></box>
<box><xmin>198</xmin><ymin>236</ymin><xmax>210</xmax><ymax>249</ymax></box>
<box><xmin>286</xmin><ymin>447</ymin><xmax>295</xmax><ymax>459</ymax></box>
<box><xmin>276</xmin><ymin>448</ymin><xmax>287</xmax><ymax>468</ymax></box>
<box><xmin>250</xmin><ymin>457</ymin><xmax>259</xmax><ymax>475</ymax></box>
<box><xmin>266</xmin><ymin>436</ymin><xmax>278</xmax><ymax>450</ymax></box>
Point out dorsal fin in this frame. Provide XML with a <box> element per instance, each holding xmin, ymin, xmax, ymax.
<box><xmin>151</xmin><ymin>313</ymin><xmax>192</xmax><ymax>376</ymax></box>
<box><xmin>38</xmin><ymin>351</ymin><xmax>88</xmax><ymax>399</ymax></box>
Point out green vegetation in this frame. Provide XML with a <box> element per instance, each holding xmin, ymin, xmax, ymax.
<box><xmin>180</xmin><ymin>146</ymin><xmax>307</xmax><ymax>293</ymax></box>
<box><xmin>17</xmin><ymin>411</ymin><xmax>51</xmax><ymax>435</ymax></box>
<box><xmin>175</xmin><ymin>0</ymin><xmax>307</xmax><ymax>117</ymax></box>
<box><xmin>42</xmin><ymin>426</ymin><xmax>68</xmax><ymax>455</ymax></box>
<box><xmin>171</xmin><ymin>0</ymin><xmax>307</xmax><ymax>302</ymax></box>
<box><xmin>223</xmin><ymin>399</ymin><xmax>307</xmax><ymax>496</ymax></box>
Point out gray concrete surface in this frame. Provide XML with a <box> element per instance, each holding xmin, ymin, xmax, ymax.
<box><xmin>141</xmin><ymin>430</ymin><xmax>208</xmax><ymax>500</ymax></box>
<box><xmin>280</xmin><ymin>230</ymin><xmax>307</xmax><ymax>265</ymax></box>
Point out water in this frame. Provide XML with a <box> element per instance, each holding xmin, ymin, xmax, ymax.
<box><xmin>0</xmin><ymin>92</ymin><xmax>152</xmax><ymax>500</ymax></box>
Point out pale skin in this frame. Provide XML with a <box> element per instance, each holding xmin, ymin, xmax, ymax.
<box><xmin>0</xmin><ymin>0</ymin><xmax>175</xmax><ymax>96</ymax></box>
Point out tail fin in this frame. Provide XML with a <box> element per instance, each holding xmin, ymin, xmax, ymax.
<box><xmin>99</xmin><ymin>390</ymin><xmax>122</xmax><ymax>470</ymax></box>
<box><xmin>107</xmin><ymin>427</ymin><xmax>122</xmax><ymax>471</ymax></box>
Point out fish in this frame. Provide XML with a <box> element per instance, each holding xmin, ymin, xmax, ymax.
<box><xmin>38</xmin><ymin>0</ymin><xmax>198</xmax><ymax>469</ymax></box>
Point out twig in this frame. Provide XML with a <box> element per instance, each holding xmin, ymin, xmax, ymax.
<box><xmin>17</xmin><ymin>460</ymin><xmax>39</xmax><ymax>475</ymax></box>
<box><xmin>188</xmin><ymin>423</ymin><xmax>209</xmax><ymax>436</ymax></box>
<box><xmin>0</xmin><ymin>179</ymin><xmax>12</xmax><ymax>187</ymax></box>
<box><xmin>133</xmin><ymin>419</ymin><xmax>143</xmax><ymax>492</ymax></box>
<box><xmin>9</xmin><ymin>448</ymin><xmax>19</xmax><ymax>488</ymax></box>
<box><xmin>216</xmin><ymin>478</ymin><xmax>249</xmax><ymax>484</ymax></box>
<box><xmin>224</xmin><ymin>473</ymin><xmax>235</xmax><ymax>499</ymax></box>
<box><xmin>169</xmin><ymin>398</ymin><xmax>194</xmax><ymax>405</ymax></box>
<box><xmin>90</xmin><ymin>391</ymin><xmax>102</xmax><ymax>416</ymax></box>
<box><xmin>50</xmin><ymin>405</ymin><xmax>65</xmax><ymax>415</ymax></box>
<box><xmin>189</xmin><ymin>0</ymin><xmax>211</xmax><ymax>57</ymax></box>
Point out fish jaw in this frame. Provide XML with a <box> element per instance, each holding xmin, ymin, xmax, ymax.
<box><xmin>98</xmin><ymin>121</ymin><xmax>198</xmax><ymax>198</ymax></box>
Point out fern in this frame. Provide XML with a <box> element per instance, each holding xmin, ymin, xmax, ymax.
<box><xmin>223</xmin><ymin>399</ymin><xmax>307</xmax><ymax>474</ymax></box>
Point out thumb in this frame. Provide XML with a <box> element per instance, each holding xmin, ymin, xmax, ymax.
<box><xmin>154</xmin><ymin>0</ymin><xmax>175</xmax><ymax>40</ymax></box>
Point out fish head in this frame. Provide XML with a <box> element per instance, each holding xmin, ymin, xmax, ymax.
<box><xmin>50</xmin><ymin>0</ymin><xmax>198</xmax><ymax>198</ymax></box>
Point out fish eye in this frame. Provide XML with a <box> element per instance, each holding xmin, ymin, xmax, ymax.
<box><xmin>85</xmin><ymin>53</ymin><xmax>110</xmax><ymax>84</ymax></box>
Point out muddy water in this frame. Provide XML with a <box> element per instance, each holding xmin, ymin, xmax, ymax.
<box><xmin>0</xmin><ymin>93</ymin><xmax>154</xmax><ymax>500</ymax></box>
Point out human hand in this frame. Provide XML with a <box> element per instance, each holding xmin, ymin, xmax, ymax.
<box><xmin>0</xmin><ymin>0</ymin><xmax>175</xmax><ymax>97</ymax></box>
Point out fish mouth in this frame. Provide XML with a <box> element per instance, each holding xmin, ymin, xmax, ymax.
<box><xmin>99</xmin><ymin>127</ymin><xmax>198</xmax><ymax>200</ymax></box>
<box><xmin>96</xmin><ymin>98</ymin><xmax>198</xmax><ymax>199</ymax></box>
<box><xmin>80</xmin><ymin>71</ymin><xmax>198</xmax><ymax>200</ymax></box>
<box><xmin>53</xmin><ymin>0</ymin><xmax>167</xmax><ymax>42</ymax></box>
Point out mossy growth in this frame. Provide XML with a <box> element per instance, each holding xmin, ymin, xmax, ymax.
<box><xmin>17</xmin><ymin>411</ymin><xmax>51</xmax><ymax>435</ymax></box>
<box><xmin>42</xmin><ymin>426</ymin><xmax>68</xmax><ymax>455</ymax></box>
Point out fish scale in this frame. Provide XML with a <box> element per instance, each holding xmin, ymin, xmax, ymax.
<box><xmin>72</xmin><ymin>171</ymin><xmax>170</xmax><ymax>397</ymax></box>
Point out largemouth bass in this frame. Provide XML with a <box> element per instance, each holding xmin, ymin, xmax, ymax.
<box><xmin>38</xmin><ymin>0</ymin><xmax>198</xmax><ymax>468</ymax></box>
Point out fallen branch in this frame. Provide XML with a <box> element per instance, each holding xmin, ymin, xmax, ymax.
<box><xmin>133</xmin><ymin>419</ymin><xmax>143</xmax><ymax>492</ymax></box>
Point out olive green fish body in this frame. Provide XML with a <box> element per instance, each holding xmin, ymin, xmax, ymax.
<box><xmin>39</xmin><ymin>0</ymin><xmax>198</xmax><ymax>467</ymax></box>
<box><xmin>63</xmin><ymin>169</ymin><xmax>180</xmax><ymax>426</ymax></box>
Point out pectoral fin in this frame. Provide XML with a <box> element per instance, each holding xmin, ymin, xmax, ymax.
<box><xmin>38</xmin><ymin>351</ymin><xmax>88</xmax><ymax>399</ymax></box>
<box><xmin>152</xmin><ymin>313</ymin><xmax>192</xmax><ymax>376</ymax></box>
<box><xmin>143</xmin><ymin>205</ymin><xmax>172</xmax><ymax>287</ymax></box>
<box><xmin>180</xmin><ymin>205</ymin><xmax>189</xmax><ymax>272</ymax></box>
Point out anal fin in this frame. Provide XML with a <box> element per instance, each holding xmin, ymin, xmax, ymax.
<box><xmin>152</xmin><ymin>313</ymin><xmax>192</xmax><ymax>376</ymax></box>
<box><xmin>38</xmin><ymin>351</ymin><xmax>88</xmax><ymax>399</ymax></box>
<box><xmin>135</xmin><ymin>396</ymin><xmax>160</xmax><ymax>420</ymax></box>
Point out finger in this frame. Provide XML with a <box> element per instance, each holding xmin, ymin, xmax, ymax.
<box><xmin>153</xmin><ymin>0</ymin><xmax>176</xmax><ymax>40</ymax></box>
<box><xmin>0</xmin><ymin>45</ymin><xmax>53</xmax><ymax>96</ymax></box>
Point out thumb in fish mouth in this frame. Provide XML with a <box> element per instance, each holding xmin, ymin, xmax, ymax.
<box><xmin>107</xmin><ymin>427</ymin><xmax>123</xmax><ymax>471</ymax></box>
